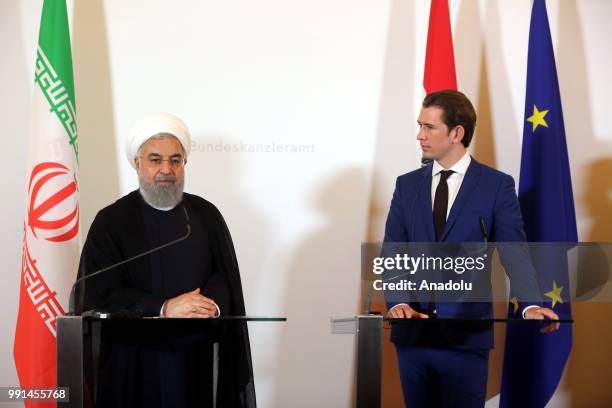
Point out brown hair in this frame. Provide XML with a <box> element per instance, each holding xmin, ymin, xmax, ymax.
<box><xmin>422</xmin><ymin>90</ymin><xmax>477</xmax><ymax>148</ymax></box>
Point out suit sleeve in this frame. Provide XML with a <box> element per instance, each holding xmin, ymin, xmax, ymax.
<box><xmin>384</xmin><ymin>177</ymin><xmax>408</xmax><ymax>243</ymax></box>
<box><xmin>493</xmin><ymin>175</ymin><xmax>543</xmax><ymax>310</ymax></box>
<box><xmin>382</xmin><ymin>177</ymin><xmax>412</xmax><ymax>310</ymax></box>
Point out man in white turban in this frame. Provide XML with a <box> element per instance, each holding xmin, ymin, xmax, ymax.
<box><xmin>127</xmin><ymin>113</ymin><xmax>191</xmax><ymax>209</ymax></box>
<box><xmin>76</xmin><ymin>114</ymin><xmax>256</xmax><ymax>407</ymax></box>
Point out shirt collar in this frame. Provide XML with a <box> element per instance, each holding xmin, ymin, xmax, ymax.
<box><xmin>432</xmin><ymin>151</ymin><xmax>472</xmax><ymax>177</ymax></box>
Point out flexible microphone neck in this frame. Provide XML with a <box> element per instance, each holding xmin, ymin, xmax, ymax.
<box><xmin>68</xmin><ymin>205</ymin><xmax>191</xmax><ymax>316</ymax></box>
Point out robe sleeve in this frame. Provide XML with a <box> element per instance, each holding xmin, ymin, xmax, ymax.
<box><xmin>201</xmin><ymin>256</ymin><xmax>231</xmax><ymax>315</ymax></box>
<box><xmin>196</xmin><ymin>199</ymin><xmax>256</xmax><ymax>407</ymax></box>
<box><xmin>76</xmin><ymin>211</ymin><xmax>166</xmax><ymax>316</ymax></box>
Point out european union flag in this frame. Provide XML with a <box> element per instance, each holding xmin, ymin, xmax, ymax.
<box><xmin>500</xmin><ymin>0</ymin><xmax>577</xmax><ymax>407</ymax></box>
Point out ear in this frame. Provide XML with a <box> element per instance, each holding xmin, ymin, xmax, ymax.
<box><xmin>134</xmin><ymin>156</ymin><xmax>140</xmax><ymax>169</ymax></box>
<box><xmin>451</xmin><ymin>126</ymin><xmax>465</xmax><ymax>145</ymax></box>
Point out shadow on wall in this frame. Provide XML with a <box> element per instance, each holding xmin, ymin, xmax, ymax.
<box><xmin>72</xmin><ymin>0</ymin><xmax>120</xmax><ymax>239</ymax></box>
<box><xmin>556</xmin><ymin>0</ymin><xmax>612</xmax><ymax>406</ymax></box>
<box><xmin>366</xmin><ymin>0</ymin><xmax>417</xmax><ymax>245</ymax></box>
<box><xmin>185</xmin><ymin>135</ymin><xmax>270</xmax><ymax>310</ymax></box>
<box><xmin>470</xmin><ymin>50</ymin><xmax>496</xmax><ymax>170</ymax></box>
<box><xmin>274</xmin><ymin>167</ymin><xmax>369</xmax><ymax>408</ymax></box>
<box><xmin>479</xmin><ymin>1</ymin><xmax>523</xmax><ymax>179</ymax></box>
<box><xmin>573</xmin><ymin>159</ymin><xmax>612</xmax><ymax>301</ymax></box>
<box><xmin>462</xmin><ymin>0</ymin><xmax>515</xmax><ymax>401</ymax></box>
<box><xmin>582</xmin><ymin>158</ymin><xmax>612</xmax><ymax>242</ymax></box>
<box><xmin>366</xmin><ymin>1</ymin><xmax>417</xmax><ymax>403</ymax></box>
<box><xmin>187</xmin><ymin>134</ymin><xmax>275</xmax><ymax>400</ymax></box>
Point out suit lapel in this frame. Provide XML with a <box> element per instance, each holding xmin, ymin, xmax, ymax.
<box><xmin>440</xmin><ymin>159</ymin><xmax>482</xmax><ymax>241</ymax></box>
<box><xmin>415</xmin><ymin>167</ymin><xmax>436</xmax><ymax>241</ymax></box>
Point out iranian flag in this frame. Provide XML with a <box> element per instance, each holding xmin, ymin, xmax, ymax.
<box><xmin>13</xmin><ymin>0</ymin><xmax>79</xmax><ymax>405</ymax></box>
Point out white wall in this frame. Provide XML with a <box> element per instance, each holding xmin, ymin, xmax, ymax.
<box><xmin>1</xmin><ymin>1</ymin><xmax>611</xmax><ymax>407</ymax></box>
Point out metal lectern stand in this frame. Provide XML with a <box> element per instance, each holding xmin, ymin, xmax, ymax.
<box><xmin>331</xmin><ymin>315</ymin><xmax>384</xmax><ymax>408</ymax></box>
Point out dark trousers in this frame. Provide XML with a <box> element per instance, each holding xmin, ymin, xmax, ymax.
<box><xmin>395</xmin><ymin>324</ymin><xmax>489</xmax><ymax>408</ymax></box>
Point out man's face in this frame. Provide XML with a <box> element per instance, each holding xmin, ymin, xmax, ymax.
<box><xmin>135</xmin><ymin>136</ymin><xmax>185</xmax><ymax>208</ymax></box>
<box><xmin>416</xmin><ymin>106</ymin><xmax>460</xmax><ymax>163</ymax></box>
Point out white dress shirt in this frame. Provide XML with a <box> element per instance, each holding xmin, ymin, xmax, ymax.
<box><xmin>431</xmin><ymin>151</ymin><xmax>471</xmax><ymax>217</ymax></box>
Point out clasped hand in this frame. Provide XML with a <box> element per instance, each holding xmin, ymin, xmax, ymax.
<box><xmin>163</xmin><ymin>288</ymin><xmax>218</xmax><ymax>318</ymax></box>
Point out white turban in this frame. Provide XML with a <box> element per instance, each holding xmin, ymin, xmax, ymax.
<box><xmin>126</xmin><ymin>113</ymin><xmax>191</xmax><ymax>168</ymax></box>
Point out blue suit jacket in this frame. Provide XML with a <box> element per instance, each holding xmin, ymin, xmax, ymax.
<box><xmin>383</xmin><ymin>158</ymin><xmax>541</xmax><ymax>349</ymax></box>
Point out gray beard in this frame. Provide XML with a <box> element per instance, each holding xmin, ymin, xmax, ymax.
<box><xmin>138</xmin><ymin>175</ymin><xmax>184</xmax><ymax>209</ymax></box>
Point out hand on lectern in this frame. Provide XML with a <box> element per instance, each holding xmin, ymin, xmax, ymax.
<box><xmin>387</xmin><ymin>304</ymin><xmax>430</xmax><ymax>319</ymax></box>
<box><xmin>163</xmin><ymin>288</ymin><xmax>218</xmax><ymax>318</ymax></box>
<box><xmin>523</xmin><ymin>306</ymin><xmax>561</xmax><ymax>333</ymax></box>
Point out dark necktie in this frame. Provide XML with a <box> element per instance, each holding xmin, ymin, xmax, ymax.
<box><xmin>433</xmin><ymin>170</ymin><xmax>453</xmax><ymax>241</ymax></box>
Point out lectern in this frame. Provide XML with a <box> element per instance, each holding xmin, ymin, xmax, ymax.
<box><xmin>331</xmin><ymin>315</ymin><xmax>572</xmax><ymax>408</ymax></box>
<box><xmin>57</xmin><ymin>315</ymin><xmax>285</xmax><ymax>408</ymax></box>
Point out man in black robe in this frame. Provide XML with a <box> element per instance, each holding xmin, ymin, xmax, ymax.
<box><xmin>76</xmin><ymin>113</ymin><xmax>256</xmax><ymax>408</ymax></box>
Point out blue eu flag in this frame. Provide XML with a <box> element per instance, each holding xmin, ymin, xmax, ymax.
<box><xmin>500</xmin><ymin>0</ymin><xmax>577</xmax><ymax>406</ymax></box>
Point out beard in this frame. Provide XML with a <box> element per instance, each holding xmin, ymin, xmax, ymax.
<box><xmin>138</xmin><ymin>173</ymin><xmax>184</xmax><ymax>209</ymax></box>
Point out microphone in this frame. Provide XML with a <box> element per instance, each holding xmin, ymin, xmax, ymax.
<box><xmin>421</xmin><ymin>157</ymin><xmax>433</xmax><ymax>167</ymax></box>
<box><xmin>68</xmin><ymin>205</ymin><xmax>192</xmax><ymax>316</ymax></box>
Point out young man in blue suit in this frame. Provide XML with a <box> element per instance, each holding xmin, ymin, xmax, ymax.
<box><xmin>384</xmin><ymin>90</ymin><xmax>560</xmax><ymax>407</ymax></box>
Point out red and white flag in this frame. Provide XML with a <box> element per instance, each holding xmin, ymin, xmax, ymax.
<box><xmin>424</xmin><ymin>0</ymin><xmax>457</xmax><ymax>93</ymax></box>
<box><xmin>13</xmin><ymin>1</ymin><xmax>79</xmax><ymax>405</ymax></box>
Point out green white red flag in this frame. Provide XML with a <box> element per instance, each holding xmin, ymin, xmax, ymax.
<box><xmin>13</xmin><ymin>1</ymin><xmax>79</xmax><ymax>405</ymax></box>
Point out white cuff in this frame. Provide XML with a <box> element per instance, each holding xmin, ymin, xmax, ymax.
<box><xmin>389</xmin><ymin>303</ymin><xmax>409</xmax><ymax>312</ymax></box>
<box><xmin>522</xmin><ymin>304</ymin><xmax>539</xmax><ymax>319</ymax></box>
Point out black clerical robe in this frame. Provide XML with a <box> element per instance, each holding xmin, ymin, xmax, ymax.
<box><xmin>76</xmin><ymin>190</ymin><xmax>255</xmax><ymax>408</ymax></box>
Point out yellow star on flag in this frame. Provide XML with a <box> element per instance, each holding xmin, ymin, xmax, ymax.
<box><xmin>510</xmin><ymin>297</ymin><xmax>519</xmax><ymax>314</ymax></box>
<box><xmin>544</xmin><ymin>280</ymin><xmax>564</xmax><ymax>308</ymax></box>
<box><xmin>527</xmin><ymin>104</ymin><xmax>549</xmax><ymax>132</ymax></box>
